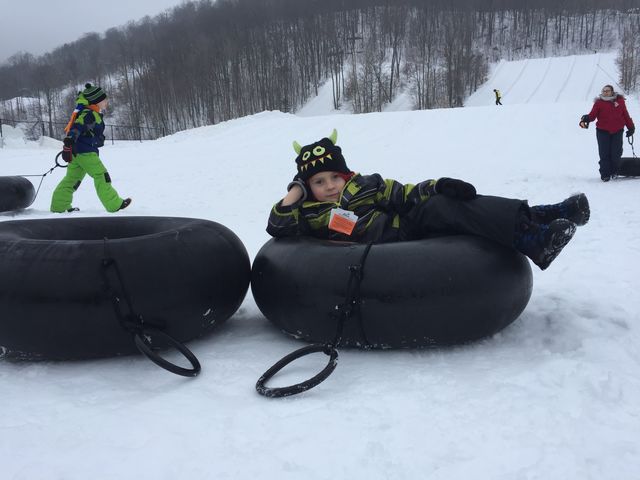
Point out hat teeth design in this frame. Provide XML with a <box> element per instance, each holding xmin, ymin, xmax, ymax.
<box><xmin>301</xmin><ymin>153</ymin><xmax>331</xmax><ymax>168</ymax></box>
<box><xmin>297</xmin><ymin>149</ymin><xmax>345</xmax><ymax>178</ymax></box>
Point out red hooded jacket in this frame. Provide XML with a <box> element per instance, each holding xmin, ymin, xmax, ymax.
<box><xmin>587</xmin><ymin>95</ymin><xmax>635</xmax><ymax>134</ymax></box>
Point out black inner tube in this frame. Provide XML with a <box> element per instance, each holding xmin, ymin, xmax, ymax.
<box><xmin>0</xmin><ymin>176</ymin><xmax>36</xmax><ymax>212</ymax></box>
<box><xmin>2</xmin><ymin>216</ymin><xmax>192</xmax><ymax>241</ymax></box>
<box><xmin>252</xmin><ymin>236</ymin><xmax>533</xmax><ymax>348</ymax></box>
<box><xmin>0</xmin><ymin>216</ymin><xmax>251</xmax><ymax>363</ymax></box>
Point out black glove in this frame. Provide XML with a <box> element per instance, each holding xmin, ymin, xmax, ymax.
<box><xmin>61</xmin><ymin>136</ymin><xmax>74</xmax><ymax>163</ymax></box>
<box><xmin>626</xmin><ymin>127</ymin><xmax>635</xmax><ymax>137</ymax></box>
<box><xmin>435</xmin><ymin>177</ymin><xmax>477</xmax><ymax>201</ymax></box>
<box><xmin>579</xmin><ymin>114</ymin><xmax>590</xmax><ymax>129</ymax></box>
<box><xmin>287</xmin><ymin>176</ymin><xmax>308</xmax><ymax>202</ymax></box>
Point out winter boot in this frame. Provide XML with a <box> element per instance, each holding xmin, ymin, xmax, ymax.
<box><xmin>514</xmin><ymin>218</ymin><xmax>577</xmax><ymax>270</ymax></box>
<box><xmin>530</xmin><ymin>193</ymin><xmax>590</xmax><ymax>227</ymax></box>
<box><xmin>118</xmin><ymin>198</ymin><xmax>132</xmax><ymax>211</ymax></box>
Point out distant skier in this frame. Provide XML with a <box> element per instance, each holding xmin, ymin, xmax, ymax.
<box><xmin>493</xmin><ymin>89</ymin><xmax>502</xmax><ymax>105</ymax></box>
<box><xmin>579</xmin><ymin>84</ymin><xmax>635</xmax><ymax>182</ymax></box>
<box><xmin>51</xmin><ymin>84</ymin><xmax>131</xmax><ymax>212</ymax></box>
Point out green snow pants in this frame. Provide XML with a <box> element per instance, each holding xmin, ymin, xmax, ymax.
<box><xmin>50</xmin><ymin>152</ymin><xmax>124</xmax><ymax>213</ymax></box>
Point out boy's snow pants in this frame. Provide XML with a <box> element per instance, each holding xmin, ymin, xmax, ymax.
<box><xmin>50</xmin><ymin>152</ymin><xmax>124</xmax><ymax>213</ymax></box>
<box><xmin>401</xmin><ymin>194</ymin><xmax>525</xmax><ymax>248</ymax></box>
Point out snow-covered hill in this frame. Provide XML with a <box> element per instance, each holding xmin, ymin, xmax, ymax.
<box><xmin>466</xmin><ymin>53</ymin><xmax>623</xmax><ymax>106</ymax></box>
<box><xmin>298</xmin><ymin>52</ymin><xmax>624</xmax><ymax>114</ymax></box>
<box><xmin>0</xmin><ymin>53</ymin><xmax>639</xmax><ymax>480</ymax></box>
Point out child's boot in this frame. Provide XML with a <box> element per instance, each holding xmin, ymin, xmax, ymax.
<box><xmin>514</xmin><ymin>217</ymin><xmax>577</xmax><ymax>270</ymax></box>
<box><xmin>119</xmin><ymin>198</ymin><xmax>132</xmax><ymax>211</ymax></box>
<box><xmin>530</xmin><ymin>193</ymin><xmax>590</xmax><ymax>226</ymax></box>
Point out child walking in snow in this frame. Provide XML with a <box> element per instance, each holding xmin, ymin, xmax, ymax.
<box><xmin>51</xmin><ymin>83</ymin><xmax>131</xmax><ymax>213</ymax></box>
<box><xmin>266</xmin><ymin>129</ymin><xmax>589</xmax><ymax>270</ymax></box>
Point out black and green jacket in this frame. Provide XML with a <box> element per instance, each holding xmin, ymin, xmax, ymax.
<box><xmin>267</xmin><ymin>173</ymin><xmax>438</xmax><ymax>243</ymax></box>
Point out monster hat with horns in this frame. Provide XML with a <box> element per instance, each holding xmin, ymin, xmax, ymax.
<box><xmin>293</xmin><ymin>129</ymin><xmax>351</xmax><ymax>182</ymax></box>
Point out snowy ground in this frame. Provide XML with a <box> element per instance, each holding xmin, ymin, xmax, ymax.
<box><xmin>1</xmin><ymin>53</ymin><xmax>639</xmax><ymax>479</ymax></box>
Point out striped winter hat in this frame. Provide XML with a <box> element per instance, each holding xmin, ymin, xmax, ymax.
<box><xmin>82</xmin><ymin>83</ymin><xmax>107</xmax><ymax>104</ymax></box>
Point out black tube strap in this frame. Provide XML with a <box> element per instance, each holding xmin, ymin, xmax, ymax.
<box><xmin>54</xmin><ymin>150</ymin><xmax>69</xmax><ymax>168</ymax></box>
<box><xmin>330</xmin><ymin>242</ymin><xmax>374</xmax><ymax>348</ymax></box>
<box><xmin>255</xmin><ymin>344</ymin><xmax>339</xmax><ymax>398</ymax></box>
<box><xmin>101</xmin><ymin>238</ymin><xmax>201</xmax><ymax>377</ymax></box>
<box><xmin>256</xmin><ymin>242</ymin><xmax>374</xmax><ymax>398</ymax></box>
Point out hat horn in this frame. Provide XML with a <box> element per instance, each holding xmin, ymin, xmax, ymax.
<box><xmin>328</xmin><ymin>128</ymin><xmax>337</xmax><ymax>145</ymax></box>
<box><xmin>293</xmin><ymin>140</ymin><xmax>302</xmax><ymax>155</ymax></box>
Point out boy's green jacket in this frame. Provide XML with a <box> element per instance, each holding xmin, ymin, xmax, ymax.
<box><xmin>267</xmin><ymin>173</ymin><xmax>437</xmax><ymax>243</ymax></box>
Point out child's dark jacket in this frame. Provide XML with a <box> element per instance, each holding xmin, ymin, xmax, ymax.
<box><xmin>68</xmin><ymin>108</ymin><xmax>106</xmax><ymax>155</ymax></box>
<box><xmin>267</xmin><ymin>173</ymin><xmax>437</xmax><ymax>243</ymax></box>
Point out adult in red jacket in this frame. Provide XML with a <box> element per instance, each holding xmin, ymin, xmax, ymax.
<box><xmin>580</xmin><ymin>85</ymin><xmax>635</xmax><ymax>182</ymax></box>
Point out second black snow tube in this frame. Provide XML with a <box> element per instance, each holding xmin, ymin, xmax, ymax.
<box><xmin>617</xmin><ymin>157</ymin><xmax>640</xmax><ymax>176</ymax></box>
<box><xmin>0</xmin><ymin>176</ymin><xmax>35</xmax><ymax>212</ymax></box>
<box><xmin>0</xmin><ymin>216</ymin><xmax>251</xmax><ymax>359</ymax></box>
<box><xmin>252</xmin><ymin>236</ymin><xmax>533</xmax><ymax>347</ymax></box>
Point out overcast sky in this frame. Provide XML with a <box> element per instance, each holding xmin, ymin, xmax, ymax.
<box><xmin>0</xmin><ymin>0</ymin><xmax>191</xmax><ymax>64</ymax></box>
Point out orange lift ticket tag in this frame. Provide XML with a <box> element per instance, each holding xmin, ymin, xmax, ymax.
<box><xmin>328</xmin><ymin>208</ymin><xmax>359</xmax><ymax>235</ymax></box>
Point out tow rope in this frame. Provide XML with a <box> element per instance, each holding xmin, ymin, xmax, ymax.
<box><xmin>12</xmin><ymin>151</ymin><xmax>67</xmax><ymax>205</ymax></box>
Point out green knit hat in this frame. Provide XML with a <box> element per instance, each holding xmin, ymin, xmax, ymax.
<box><xmin>82</xmin><ymin>83</ymin><xmax>107</xmax><ymax>104</ymax></box>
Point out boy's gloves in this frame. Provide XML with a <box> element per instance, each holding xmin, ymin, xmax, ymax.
<box><xmin>435</xmin><ymin>177</ymin><xmax>477</xmax><ymax>200</ymax></box>
<box><xmin>61</xmin><ymin>136</ymin><xmax>74</xmax><ymax>163</ymax></box>
<box><xmin>626</xmin><ymin>127</ymin><xmax>635</xmax><ymax>137</ymax></box>
<box><xmin>287</xmin><ymin>176</ymin><xmax>308</xmax><ymax>202</ymax></box>
<box><xmin>579</xmin><ymin>115</ymin><xmax>590</xmax><ymax>129</ymax></box>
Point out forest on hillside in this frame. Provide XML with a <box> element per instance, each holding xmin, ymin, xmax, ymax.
<box><xmin>1</xmin><ymin>0</ymin><xmax>640</xmax><ymax>140</ymax></box>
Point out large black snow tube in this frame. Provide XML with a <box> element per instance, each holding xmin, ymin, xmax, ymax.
<box><xmin>0</xmin><ymin>176</ymin><xmax>35</xmax><ymax>212</ymax></box>
<box><xmin>252</xmin><ymin>236</ymin><xmax>533</xmax><ymax>348</ymax></box>
<box><xmin>0</xmin><ymin>216</ymin><xmax>251</xmax><ymax>359</ymax></box>
<box><xmin>617</xmin><ymin>157</ymin><xmax>640</xmax><ymax>176</ymax></box>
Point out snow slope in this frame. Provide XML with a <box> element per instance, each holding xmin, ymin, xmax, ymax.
<box><xmin>1</xmin><ymin>53</ymin><xmax>639</xmax><ymax>480</ymax></box>
<box><xmin>466</xmin><ymin>53</ymin><xmax>623</xmax><ymax>106</ymax></box>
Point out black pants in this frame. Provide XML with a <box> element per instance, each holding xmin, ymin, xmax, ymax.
<box><xmin>495</xmin><ymin>98</ymin><xmax>502</xmax><ymax>105</ymax></box>
<box><xmin>596</xmin><ymin>128</ymin><xmax>623</xmax><ymax>177</ymax></box>
<box><xmin>400</xmin><ymin>194</ymin><xmax>525</xmax><ymax>248</ymax></box>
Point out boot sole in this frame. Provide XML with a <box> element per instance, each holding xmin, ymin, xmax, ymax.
<box><xmin>119</xmin><ymin>198</ymin><xmax>132</xmax><ymax>211</ymax></box>
<box><xmin>571</xmin><ymin>193</ymin><xmax>590</xmax><ymax>226</ymax></box>
<box><xmin>536</xmin><ymin>221</ymin><xmax>577</xmax><ymax>270</ymax></box>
